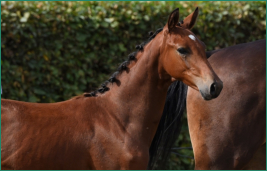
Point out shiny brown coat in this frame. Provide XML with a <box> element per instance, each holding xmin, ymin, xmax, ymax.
<box><xmin>1</xmin><ymin>8</ymin><xmax>222</xmax><ymax>169</ymax></box>
<box><xmin>187</xmin><ymin>39</ymin><xmax>266</xmax><ymax>169</ymax></box>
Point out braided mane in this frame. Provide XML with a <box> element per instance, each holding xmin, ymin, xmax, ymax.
<box><xmin>81</xmin><ymin>28</ymin><xmax>163</xmax><ymax>97</ymax></box>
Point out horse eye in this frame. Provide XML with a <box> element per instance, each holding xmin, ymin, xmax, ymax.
<box><xmin>177</xmin><ymin>48</ymin><xmax>188</xmax><ymax>55</ymax></box>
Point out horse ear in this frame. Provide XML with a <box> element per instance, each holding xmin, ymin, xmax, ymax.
<box><xmin>167</xmin><ymin>8</ymin><xmax>179</xmax><ymax>31</ymax></box>
<box><xmin>181</xmin><ymin>7</ymin><xmax>199</xmax><ymax>30</ymax></box>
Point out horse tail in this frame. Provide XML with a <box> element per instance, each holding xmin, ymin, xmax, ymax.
<box><xmin>148</xmin><ymin>80</ymin><xmax>188</xmax><ymax>169</ymax></box>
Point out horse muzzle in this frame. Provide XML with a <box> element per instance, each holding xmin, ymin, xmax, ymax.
<box><xmin>199</xmin><ymin>80</ymin><xmax>223</xmax><ymax>100</ymax></box>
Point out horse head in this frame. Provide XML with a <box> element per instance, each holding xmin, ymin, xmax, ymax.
<box><xmin>159</xmin><ymin>8</ymin><xmax>223</xmax><ymax>100</ymax></box>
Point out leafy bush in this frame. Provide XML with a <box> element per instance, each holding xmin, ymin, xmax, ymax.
<box><xmin>1</xmin><ymin>1</ymin><xmax>265</xmax><ymax>169</ymax></box>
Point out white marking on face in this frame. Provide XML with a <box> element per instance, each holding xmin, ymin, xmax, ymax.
<box><xmin>189</xmin><ymin>34</ymin><xmax>196</xmax><ymax>41</ymax></box>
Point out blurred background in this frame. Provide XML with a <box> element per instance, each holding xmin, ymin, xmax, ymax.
<box><xmin>1</xmin><ymin>1</ymin><xmax>266</xmax><ymax>169</ymax></box>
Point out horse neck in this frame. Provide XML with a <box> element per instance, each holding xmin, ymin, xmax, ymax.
<box><xmin>105</xmin><ymin>36</ymin><xmax>172</xmax><ymax>146</ymax></box>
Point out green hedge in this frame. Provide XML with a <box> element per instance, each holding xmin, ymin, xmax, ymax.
<box><xmin>1</xmin><ymin>1</ymin><xmax>266</xmax><ymax>169</ymax></box>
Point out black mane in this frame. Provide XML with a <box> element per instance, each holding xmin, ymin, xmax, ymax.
<box><xmin>148</xmin><ymin>81</ymin><xmax>188</xmax><ymax>169</ymax></box>
<box><xmin>83</xmin><ymin>28</ymin><xmax>163</xmax><ymax>97</ymax></box>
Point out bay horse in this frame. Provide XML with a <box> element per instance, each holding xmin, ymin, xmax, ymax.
<box><xmin>1</xmin><ymin>8</ymin><xmax>223</xmax><ymax>169</ymax></box>
<box><xmin>149</xmin><ymin>39</ymin><xmax>266</xmax><ymax>169</ymax></box>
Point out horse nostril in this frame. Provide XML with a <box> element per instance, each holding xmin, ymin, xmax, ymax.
<box><xmin>210</xmin><ymin>83</ymin><xmax>217</xmax><ymax>97</ymax></box>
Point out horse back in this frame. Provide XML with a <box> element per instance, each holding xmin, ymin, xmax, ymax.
<box><xmin>1</xmin><ymin>96</ymin><xmax>135</xmax><ymax>169</ymax></box>
<box><xmin>207</xmin><ymin>39</ymin><xmax>266</xmax><ymax>60</ymax></box>
<box><xmin>1</xmin><ymin>98</ymin><xmax>98</xmax><ymax>169</ymax></box>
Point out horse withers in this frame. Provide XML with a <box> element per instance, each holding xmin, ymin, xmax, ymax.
<box><xmin>1</xmin><ymin>8</ymin><xmax>222</xmax><ymax>169</ymax></box>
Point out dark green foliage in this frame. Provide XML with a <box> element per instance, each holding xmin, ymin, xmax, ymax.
<box><xmin>1</xmin><ymin>1</ymin><xmax>265</xmax><ymax>169</ymax></box>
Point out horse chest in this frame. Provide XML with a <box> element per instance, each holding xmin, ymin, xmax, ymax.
<box><xmin>89</xmin><ymin>143</ymin><xmax>149</xmax><ymax>169</ymax></box>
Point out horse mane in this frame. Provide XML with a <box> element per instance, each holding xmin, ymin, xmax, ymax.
<box><xmin>148</xmin><ymin>81</ymin><xmax>188</xmax><ymax>169</ymax></box>
<box><xmin>72</xmin><ymin>28</ymin><xmax>163</xmax><ymax>99</ymax></box>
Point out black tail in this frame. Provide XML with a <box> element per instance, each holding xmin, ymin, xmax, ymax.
<box><xmin>148</xmin><ymin>81</ymin><xmax>188</xmax><ymax>169</ymax></box>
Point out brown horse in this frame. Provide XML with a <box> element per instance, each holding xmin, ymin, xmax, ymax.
<box><xmin>188</xmin><ymin>39</ymin><xmax>266</xmax><ymax>170</ymax></box>
<box><xmin>149</xmin><ymin>39</ymin><xmax>266</xmax><ymax>169</ymax></box>
<box><xmin>1</xmin><ymin>8</ymin><xmax>223</xmax><ymax>169</ymax></box>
